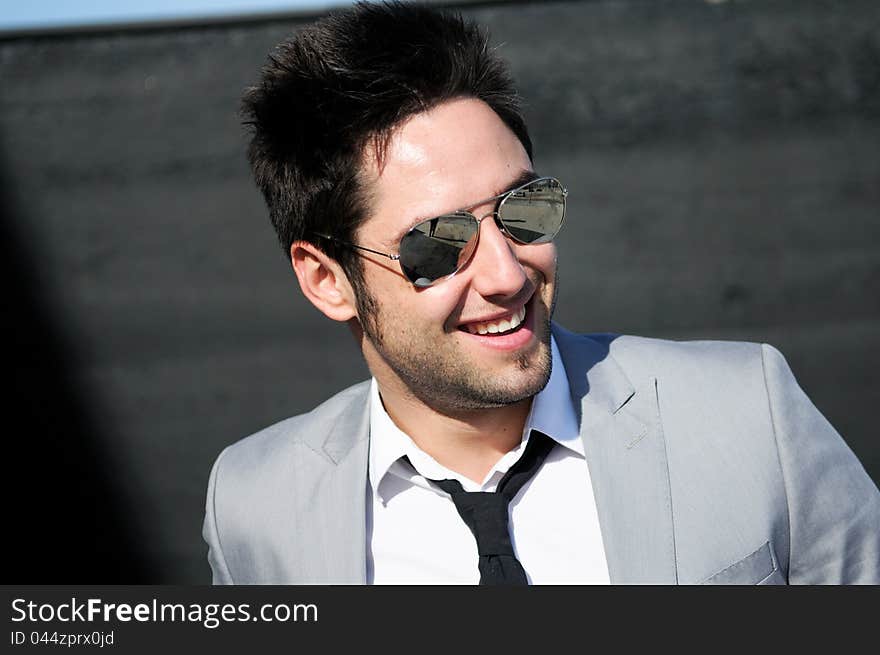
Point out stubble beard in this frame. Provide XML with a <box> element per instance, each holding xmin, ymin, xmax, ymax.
<box><xmin>355</xmin><ymin>285</ymin><xmax>555</xmax><ymax>413</ymax></box>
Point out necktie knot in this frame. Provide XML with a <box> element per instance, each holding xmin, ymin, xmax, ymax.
<box><xmin>425</xmin><ymin>430</ymin><xmax>556</xmax><ymax>585</ymax></box>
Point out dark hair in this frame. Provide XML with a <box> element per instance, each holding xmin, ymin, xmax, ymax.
<box><xmin>241</xmin><ymin>0</ymin><xmax>532</xmax><ymax>289</ymax></box>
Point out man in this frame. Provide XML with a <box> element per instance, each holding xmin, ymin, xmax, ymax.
<box><xmin>203</xmin><ymin>1</ymin><xmax>879</xmax><ymax>584</ymax></box>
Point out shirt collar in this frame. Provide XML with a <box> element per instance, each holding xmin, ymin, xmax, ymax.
<box><xmin>368</xmin><ymin>334</ymin><xmax>582</xmax><ymax>504</ymax></box>
<box><xmin>528</xmin><ymin>334</ymin><xmax>583</xmax><ymax>456</ymax></box>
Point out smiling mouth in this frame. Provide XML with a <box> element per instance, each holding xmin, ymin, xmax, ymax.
<box><xmin>459</xmin><ymin>304</ymin><xmax>527</xmax><ymax>336</ymax></box>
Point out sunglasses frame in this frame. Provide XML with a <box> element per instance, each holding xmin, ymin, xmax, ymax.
<box><xmin>314</xmin><ymin>175</ymin><xmax>566</xmax><ymax>287</ymax></box>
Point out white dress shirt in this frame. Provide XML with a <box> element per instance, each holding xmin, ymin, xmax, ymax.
<box><xmin>366</xmin><ymin>336</ymin><xmax>610</xmax><ymax>584</ymax></box>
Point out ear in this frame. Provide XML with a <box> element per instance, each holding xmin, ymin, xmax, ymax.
<box><xmin>291</xmin><ymin>241</ymin><xmax>358</xmax><ymax>322</ymax></box>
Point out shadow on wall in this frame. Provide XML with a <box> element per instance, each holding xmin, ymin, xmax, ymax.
<box><xmin>0</xmin><ymin>146</ymin><xmax>155</xmax><ymax>583</ymax></box>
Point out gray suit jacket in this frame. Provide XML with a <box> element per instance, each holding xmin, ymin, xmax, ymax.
<box><xmin>203</xmin><ymin>324</ymin><xmax>880</xmax><ymax>584</ymax></box>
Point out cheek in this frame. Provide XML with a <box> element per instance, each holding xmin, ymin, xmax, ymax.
<box><xmin>518</xmin><ymin>243</ymin><xmax>557</xmax><ymax>280</ymax></box>
<box><xmin>414</xmin><ymin>280</ymin><xmax>473</xmax><ymax>331</ymax></box>
<box><xmin>364</xmin><ymin>268</ymin><xmax>459</xmax><ymax>328</ymax></box>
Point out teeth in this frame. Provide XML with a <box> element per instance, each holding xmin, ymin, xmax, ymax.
<box><xmin>465</xmin><ymin>306</ymin><xmax>526</xmax><ymax>335</ymax></box>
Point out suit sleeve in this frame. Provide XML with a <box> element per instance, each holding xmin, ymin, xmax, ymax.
<box><xmin>762</xmin><ymin>343</ymin><xmax>880</xmax><ymax>583</ymax></box>
<box><xmin>202</xmin><ymin>448</ymin><xmax>234</xmax><ymax>585</ymax></box>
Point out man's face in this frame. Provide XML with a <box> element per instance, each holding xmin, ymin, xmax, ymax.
<box><xmin>353</xmin><ymin>97</ymin><xmax>557</xmax><ymax>412</ymax></box>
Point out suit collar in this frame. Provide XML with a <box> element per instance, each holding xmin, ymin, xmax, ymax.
<box><xmin>552</xmin><ymin>324</ymin><xmax>635</xmax><ymax>419</ymax></box>
<box><xmin>300</xmin><ymin>382</ymin><xmax>371</xmax><ymax>464</ymax></box>
<box><xmin>554</xmin><ymin>324</ymin><xmax>678</xmax><ymax>584</ymax></box>
<box><xmin>287</xmin><ymin>382</ymin><xmax>370</xmax><ymax>583</ymax></box>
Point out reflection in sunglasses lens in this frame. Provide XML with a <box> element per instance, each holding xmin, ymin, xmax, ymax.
<box><xmin>499</xmin><ymin>179</ymin><xmax>565</xmax><ymax>244</ymax></box>
<box><xmin>401</xmin><ymin>215</ymin><xmax>478</xmax><ymax>287</ymax></box>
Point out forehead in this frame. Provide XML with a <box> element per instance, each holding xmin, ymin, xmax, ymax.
<box><xmin>358</xmin><ymin>97</ymin><xmax>532</xmax><ymax>242</ymax></box>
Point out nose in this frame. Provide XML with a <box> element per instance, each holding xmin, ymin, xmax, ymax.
<box><xmin>465</xmin><ymin>213</ymin><xmax>528</xmax><ymax>298</ymax></box>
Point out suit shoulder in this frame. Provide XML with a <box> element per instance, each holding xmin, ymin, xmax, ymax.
<box><xmin>605</xmin><ymin>333</ymin><xmax>769</xmax><ymax>380</ymax></box>
<box><xmin>553</xmin><ymin>324</ymin><xmax>779</xmax><ymax>383</ymax></box>
<box><xmin>211</xmin><ymin>380</ymin><xmax>371</xmax><ymax>480</ymax></box>
<box><xmin>554</xmin><ymin>324</ymin><xmax>791</xmax><ymax>381</ymax></box>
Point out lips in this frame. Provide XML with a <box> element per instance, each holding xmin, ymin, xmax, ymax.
<box><xmin>460</xmin><ymin>304</ymin><xmax>527</xmax><ymax>336</ymax></box>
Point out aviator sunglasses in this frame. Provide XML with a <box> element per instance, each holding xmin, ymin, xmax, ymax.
<box><xmin>316</xmin><ymin>176</ymin><xmax>567</xmax><ymax>287</ymax></box>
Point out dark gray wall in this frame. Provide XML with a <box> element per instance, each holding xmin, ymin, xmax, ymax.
<box><xmin>2</xmin><ymin>0</ymin><xmax>878</xmax><ymax>583</ymax></box>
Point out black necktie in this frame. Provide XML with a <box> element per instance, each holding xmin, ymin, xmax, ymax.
<box><xmin>427</xmin><ymin>430</ymin><xmax>555</xmax><ymax>585</ymax></box>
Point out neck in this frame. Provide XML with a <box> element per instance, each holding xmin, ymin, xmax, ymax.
<box><xmin>350</xmin><ymin>319</ymin><xmax>535</xmax><ymax>483</ymax></box>
<box><xmin>376</xmin><ymin>377</ymin><xmax>532</xmax><ymax>484</ymax></box>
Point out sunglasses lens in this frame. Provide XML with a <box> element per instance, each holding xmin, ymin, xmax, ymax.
<box><xmin>498</xmin><ymin>178</ymin><xmax>566</xmax><ymax>244</ymax></box>
<box><xmin>399</xmin><ymin>214</ymin><xmax>479</xmax><ymax>287</ymax></box>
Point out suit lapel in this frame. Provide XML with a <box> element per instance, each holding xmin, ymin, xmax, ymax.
<box><xmin>554</xmin><ymin>326</ymin><xmax>677</xmax><ymax>584</ymax></box>
<box><xmin>289</xmin><ymin>383</ymin><xmax>370</xmax><ymax>583</ymax></box>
